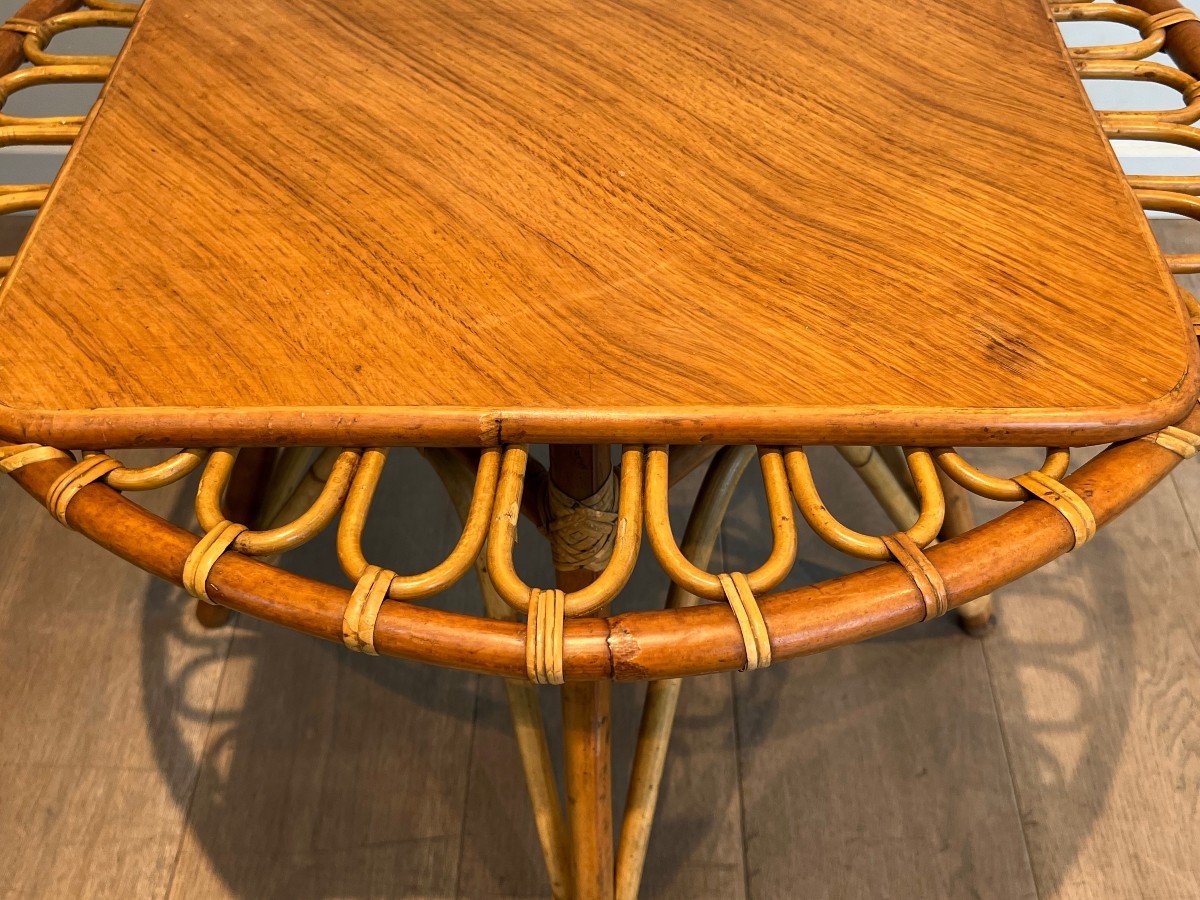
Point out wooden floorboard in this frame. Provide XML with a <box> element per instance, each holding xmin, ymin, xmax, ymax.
<box><xmin>725</xmin><ymin>448</ymin><xmax>1038</xmax><ymax>900</ymax></box>
<box><xmin>0</xmin><ymin>457</ymin><xmax>230</xmax><ymax>899</ymax></box>
<box><xmin>962</xmin><ymin>442</ymin><xmax>1200</xmax><ymax>899</ymax></box>
<box><xmin>167</xmin><ymin>451</ymin><xmax>481</xmax><ymax>898</ymax></box>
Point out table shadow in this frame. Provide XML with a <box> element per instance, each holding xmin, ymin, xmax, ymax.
<box><xmin>138</xmin><ymin>449</ymin><xmax>1132</xmax><ymax>898</ymax></box>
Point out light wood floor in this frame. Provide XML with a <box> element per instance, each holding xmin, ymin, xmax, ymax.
<box><xmin>1</xmin><ymin>221</ymin><xmax>1198</xmax><ymax>899</ymax></box>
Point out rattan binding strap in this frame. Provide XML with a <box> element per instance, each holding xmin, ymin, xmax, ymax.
<box><xmin>880</xmin><ymin>532</ymin><xmax>948</xmax><ymax>621</ymax></box>
<box><xmin>527</xmin><ymin>587</ymin><xmax>566</xmax><ymax>685</ymax></box>
<box><xmin>718</xmin><ymin>572</ymin><xmax>772</xmax><ymax>671</ymax></box>
<box><xmin>45</xmin><ymin>454</ymin><xmax>122</xmax><ymax>525</ymax></box>
<box><xmin>182</xmin><ymin>520</ymin><xmax>248</xmax><ymax>603</ymax></box>
<box><xmin>0</xmin><ymin>443</ymin><xmax>70</xmax><ymax>474</ymax></box>
<box><xmin>1144</xmin><ymin>424</ymin><xmax>1200</xmax><ymax>460</ymax></box>
<box><xmin>1148</xmin><ymin>8</ymin><xmax>1200</xmax><ymax>30</ymax></box>
<box><xmin>1013</xmin><ymin>470</ymin><xmax>1096</xmax><ymax>549</ymax></box>
<box><xmin>539</xmin><ymin>470</ymin><xmax>619</xmax><ymax>572</ymax></box>
<box><xmin>1</xmin><ymin>17</ymin><xmax>40</xmax><ymax>34</ymax></box>
<box><xmin>343</xmin><ymin>564</ymin><xmax>396</xmax><ymax>655</ymax></box>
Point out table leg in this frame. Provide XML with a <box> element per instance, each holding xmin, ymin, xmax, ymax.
<box><xmin>938</xmin><ymin>470</ymin><xmax>996</xmax><ymax>635</ymax></box>
<box><xmin>550</xmin><ymin>445</ymin><xmax>615</xmax><ymax>900</ymax></box>
<box><xmin>616</xmin><ymin>446</ymin><xmax>753</xmax><ymax>900</ymax></box>
<box><xmin>422</xmin><ymin>448</ymin><xmax>572</xmax><ymax>899</ymax></box>
<box><xmin>195</xmin><ymin>446</ymin><xmax>275</xmax><ymax>627</ymax></box>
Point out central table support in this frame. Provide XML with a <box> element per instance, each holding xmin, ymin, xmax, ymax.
<box><xmin>551</xmin><ymin>444</ymin><xmax>616</xmax><ymax>900</ymax></box>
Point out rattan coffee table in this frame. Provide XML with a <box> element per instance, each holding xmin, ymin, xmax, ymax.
<box><xmin>4</xmin><ymin>0</ymin><xmax>1200</xmax><ymax>897</ymax></box>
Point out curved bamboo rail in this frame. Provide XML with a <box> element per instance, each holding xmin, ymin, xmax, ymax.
<box><xmin>4</xmin><ymin>405</ymin><xmax>1195</xmax><ymax>682</ymax></box>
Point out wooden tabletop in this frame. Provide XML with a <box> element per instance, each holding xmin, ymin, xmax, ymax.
<box><xmin>0</xmin><ymin>0</ymin><xmax>1195</xmax><ymax>448</ymax></box>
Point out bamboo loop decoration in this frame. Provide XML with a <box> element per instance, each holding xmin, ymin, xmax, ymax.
<box><xmin>0</xmin><ymin>62</ymin><xmax>110</xmax><ymax>129</ymax></box>
<box><xmin>20</xmin><ymin>9</ymin><xmax>136</xmax><ymax>67</ymax></box>
<box><xmin>488</xmin><ymin>445</ymin><xmax>644</xmax><ymax>616</ymax></box>
<box><xmin>1180</xmin><ymin>288</ymin><xmax>1200</xmax><ymax>336</ymax></box>
<box><xmin>336</xmin><ymin>446</ymin><xmax>500</xmax><ymax>600</ymax></box>
<box><xmin>196</xmin><ymin>446</ymin><xmax>361</xmax><ymax>556</ymax></box>
<box><xmin>645</xmin><ymin>445</ymin><xmax>795</xmax><ymax>670</ymax></box>
<box><xmin>489</xmin><ymin>445</ymin><xmax>644</xmax><ymax>683</ymax></box>
<box><xmin>81</xmin><ymin>448</ymin><xmax>207</xmax><ymax>490</ymax></box>
<box><xmin>783</xmin><ymin>446</ymin><xmax>944</xmax><ymax>561</ymax></box>
<box><xmin>1053</xmin><ymin>3</ymin><xmax>1169</xmax><ymax>59</ymax></box>
<box><xmin>933</xmin><ymin>447</ymin><xmax>1072</xmax><ymax>502</ymax></box>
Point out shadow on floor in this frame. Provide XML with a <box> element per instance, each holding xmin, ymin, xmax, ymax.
<box><xmin>138</xmin><ymin>448</ymin><xmax>1133</xmax><ymax>898</ymax></box>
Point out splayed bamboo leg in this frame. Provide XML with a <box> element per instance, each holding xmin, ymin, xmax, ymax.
<box><xmin>194</xmin><ymin>446</ymin><xmax>275</xmax><ymax>627</ymax></box>
<box><xmin>939</xmin><ymin>469</ymin><xmax>996</xmax><ymax>635</ymax></box>
<box><xmin>551</xmin><ymin>444</ymin><xmax>615</xmax><ymax>900</ymax></box>
<box><xmin>836</xmin><ymin>445</ymin><xmax>920</xmax><ymax>528</ymax></box>
<box><xmin>423</xmin><ymin>448</ymin><xmax>572</xmax><ymax>899</ymax></box>
<box><xmin>615</xmin><ymin>445</ymin><xmax>754</xmax><ymax>900</ymax></box>
<box><xmin>259</xmin><ymin>446</ymin><xmax>314</xmax><ymax>526</ymax></box>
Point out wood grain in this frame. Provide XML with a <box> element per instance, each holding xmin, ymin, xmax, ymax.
<box><xmin>0</xmin><ymin>0</ymin><xmax>1194</xmax><ymax>448</ymax></box>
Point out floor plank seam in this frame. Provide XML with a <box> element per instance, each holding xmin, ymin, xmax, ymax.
<box><xmin>161</xmin><ymin>612</ymin><xmax>239</xmax><ymax>900</ymax></box>
<box><xmin>452</xmin><ymin>672</ymin><xmax>483</xmax><ymax>900</ymax></box>
<box><xmin>978</xmin><ymin>638</ymin><xmax>1042</xmax><ymax>900</ymax></box>
<box><xmin>728</xmin><ymin>670</ymin><xmax>754</xmax><ymax>900</ymax></box>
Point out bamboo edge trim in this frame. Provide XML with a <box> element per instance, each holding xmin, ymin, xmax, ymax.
<box><xmin>3</xmin><ymin>405</ymin><xmax>1194</xmax><ymax>680</ymax></box>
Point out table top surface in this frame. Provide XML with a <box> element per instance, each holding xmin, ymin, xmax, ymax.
<box><xmin>0</xmin><ymin>0</ymin><xmax>1195</xmax><ymax>448</ymax></box>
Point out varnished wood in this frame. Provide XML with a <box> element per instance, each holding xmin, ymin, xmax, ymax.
<box><xmin>0</xmin><ymin>0</ymin><xmax>1195</xmax><ymax>448</ymax></box>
